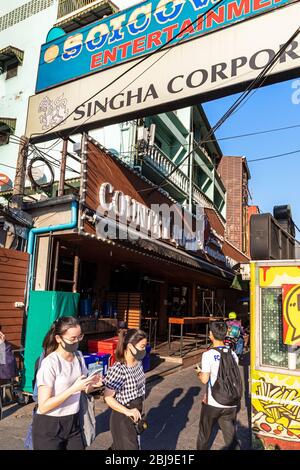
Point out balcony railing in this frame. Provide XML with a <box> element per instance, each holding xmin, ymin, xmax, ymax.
<box><xmin>193</xmin><ymin>184</ymin><xmax>212</xmax><ymax>208</ymax></box>
<box><xmin>146</xmin><ymin>145</ymin><xmax>190</xmax><ymax>195</ymax></box>
<box><xmin>57</xmin><ymin>0</ymin><xmax>99</xmax><ymax>18</ymax></box>
<box><xmin>145</xmin><ymin>145</ymin><xmax>215</xmax><ymax>210</ymax></box>
<box><xmin>193</xmin><ymin>139</ymin><xmax>226</xmax><ymax>199</ymax></box>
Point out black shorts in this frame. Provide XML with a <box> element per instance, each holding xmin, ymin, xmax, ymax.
<box><xmin>32</xmin><ymin>411</ymin><xmax>85</xmax><ymax>450</ymax></box>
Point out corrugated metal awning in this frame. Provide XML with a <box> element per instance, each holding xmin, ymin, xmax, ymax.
<box><xmin>0</xmin><ymin>46</ymin><xmax>24</xmax><ymax>66</ymax></box>
<box><xmin>0</xmin><ymin>118</ymin><xmax>16</xmax><ymax>132</ymax></box>
<box><xmin>55</xmin><ymin>0</ymin><xmax>118</xmax><ymax>33</ymax></box>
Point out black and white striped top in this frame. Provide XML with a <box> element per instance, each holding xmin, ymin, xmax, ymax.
<box><xmin>103</xmin><ymin>361</ymin><xmax>145</xmax><ymax>405</ymax></box>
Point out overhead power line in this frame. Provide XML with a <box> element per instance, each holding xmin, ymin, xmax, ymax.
<box><xmin>0</xmin><ymin>162</ymin><xmax>17</xmax><ymax>170</ymax></box>
<box><xmin>248</xmin><ymin>148</ymin><xmax>300</xmax><ymax>163</ymax></box>
<box><xmin>293</xmin><ymin>220</ymin><xmax>300</xmax><ymax>234</ymax></box>
<box><xmin>202</xmin><ymin>123</ymin><xmax>300</xmax><ymax>144</ymax></box>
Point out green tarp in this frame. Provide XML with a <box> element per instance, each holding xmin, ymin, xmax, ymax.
<box><xmin>230</xmin><ymin>274</ymin><xmax>249</xmax><ymax>291</ymax></box>
<box><xmin>22</xmin><ymin>291</ymin><xmax>80</xmax><ymax>393</ymax></box>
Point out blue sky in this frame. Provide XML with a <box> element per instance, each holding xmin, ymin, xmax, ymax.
<box><xmin>203</xmin><ymin>79</ymin><xmax>300</xmax><ymax>230</ymax></box>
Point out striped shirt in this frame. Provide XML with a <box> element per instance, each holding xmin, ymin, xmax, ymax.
<box><xmin>103</xmin><ymin>361</ymin><xmax>145</xmax><ymax>405</ymax></box>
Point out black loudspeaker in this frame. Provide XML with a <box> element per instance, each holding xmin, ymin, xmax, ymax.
<box><xmin>250</xmin><ymin>213</ymin><xmax>271</xmax><ymax>260</ymax></box>
<box><xmin>273</xmin><ymin>205</ymin><xmax>295</xmax><ymax>238</ymax></box>
<box><xmin>250</xmin><ymin>213</ymin><xmax>295</xmax><ymax>260</ymax></box>
<box><xmin>273</xmin><ymin>205</ymin><xmax>292</xmax><ymax>220</ymax></box>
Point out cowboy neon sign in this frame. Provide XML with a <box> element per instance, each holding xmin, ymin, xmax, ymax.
<box><xmin>36</xmin><ymin>0</ymin><xmax>292</xmax><ymax>92</ymax></box>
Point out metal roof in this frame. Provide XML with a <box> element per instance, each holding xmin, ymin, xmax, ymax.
<box><xmin>0</xmin><ymin>118</ymin><xmax>16</xmax><ymax>132</ymax></box>
<box><xmin>55</xmin><ymin>0</ymin><xmax>119</xmax><ymax>33</ymax></box>
<box><xmin>0</xmin><ymin>46</ymin><xmax>24</xmax><ymax>65</ymax></box>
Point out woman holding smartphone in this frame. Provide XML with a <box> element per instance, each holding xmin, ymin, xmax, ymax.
<box><xmin>103</xmin><ymin>328</ymin><xmax>147</xmax><ymax>450</ymax></box>
<box><xmin>32</xmin><ymin>316</ymin><xmax>101</xmax><ymax>450</ymax></box>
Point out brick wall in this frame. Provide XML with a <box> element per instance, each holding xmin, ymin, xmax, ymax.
<box><xmin>218</xmin><ymin>157</ymin><xmax>245</xmax><ymax>252</ymax></box>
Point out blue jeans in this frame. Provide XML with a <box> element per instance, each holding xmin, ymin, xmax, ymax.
<box><xmin>235</xmin><ymin>337</ymin><xmax>244</xmax><ymax>356</ymax></box>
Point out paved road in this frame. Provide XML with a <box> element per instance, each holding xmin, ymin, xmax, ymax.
<box><xmin>0</xmin><ymin>359</ymin><xmax>251</xmax><ymax>450</ymax></box>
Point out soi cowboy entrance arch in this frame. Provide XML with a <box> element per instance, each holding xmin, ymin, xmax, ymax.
<box><xmin>22</xmin><ymin>0</ymin><xmax>300</xmax><ymax>451</ymax></box>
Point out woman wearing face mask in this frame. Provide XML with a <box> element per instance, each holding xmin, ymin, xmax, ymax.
<box><xmin>32</xmin><ymin>316</ymin><xmax>101</xmax><ymax>450</ymax></box>
<box><xmin>103</xmin><ymin>328</ymin><xmax>147</xmax><ymax>450</ymax></box>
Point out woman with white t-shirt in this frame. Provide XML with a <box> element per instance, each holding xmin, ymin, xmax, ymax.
<box><xmin>196</xmin><ymin>320</ymin><xmax>240</xmax><ymax>450</ymax></box>
<box><xmin>32</xmin><ymin>316</ymin><xmax>101</xmax><ymax>450</ymax></box>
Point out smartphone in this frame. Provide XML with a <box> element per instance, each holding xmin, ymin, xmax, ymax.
<box><xmin>88</xmin><ymin>368</ymin><xmax>102</xmax><ymax>378</ymax></box>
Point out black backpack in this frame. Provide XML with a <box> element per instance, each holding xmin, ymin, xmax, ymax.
<box><xmin>210</xmin><ymin>347</ymin><xmax>243</xmax><ymax>406</ymax></box>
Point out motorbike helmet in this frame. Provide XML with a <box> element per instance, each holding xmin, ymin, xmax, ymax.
<box><xmin>228</xmin><ymin>312</ymin><xmax>237</xmax><ymax>320</ymax></box>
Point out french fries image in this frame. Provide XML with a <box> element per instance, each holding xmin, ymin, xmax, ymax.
<box><xmin>255</xmin><ymin>378</ymin><xmax>300</xmax><ymax>431</ymax></box>
<box><xmin>270</xmin><ymin>387</ymin><xmax>284</xmax><ymax>400</ymax></box>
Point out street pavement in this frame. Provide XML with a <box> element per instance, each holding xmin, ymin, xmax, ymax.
<box><xmin>0</xmin><ymin>357</ymin><xmax>251</xmax><ymax>450</ymax></box>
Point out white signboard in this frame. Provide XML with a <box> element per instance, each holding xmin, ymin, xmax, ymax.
<box><xmin>26</xmin><ymin>2</ymin><xmax>300</xmax><ymax>142</ymax></box>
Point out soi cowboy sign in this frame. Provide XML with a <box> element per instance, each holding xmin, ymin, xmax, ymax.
<box><xmin>36</xmin><ymin>0</ymin><xmax>292</xmax><ymax>92</ymax></box>
<box><xmin>27</xmin><ymin>1</ymin><xmax>300</xmax><ymax>142</ymax></box>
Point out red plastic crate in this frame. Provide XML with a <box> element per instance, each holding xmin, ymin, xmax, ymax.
<box><xmin>88</xmin><ymin>338</ymin><xmax>118</xmax><ymax>365</ymax></box>
<box><xmin>101</xmin><ymin>336</ymin><xmax>119</xmax><ymax>344</ymax></box>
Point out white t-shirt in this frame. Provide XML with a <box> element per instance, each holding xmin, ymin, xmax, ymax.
<box><xmin>36</xmin><ymin>350</ymin><xmax>88</xmax><ymax>417</ymax></box>
<box><xmin>201</xmin><ymin>347</ymin><xmax>239</xmax><ymax>408</ymax></box>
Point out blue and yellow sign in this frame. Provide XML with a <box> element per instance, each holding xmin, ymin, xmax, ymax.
<box><xmin>36</xmin><ymin>0</ymin><xmax>293</xmax><ymax>93</ymax></box>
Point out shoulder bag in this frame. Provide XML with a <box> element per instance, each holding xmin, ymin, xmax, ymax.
<box><xmin>76</xmin><ymin>352</ymin><xmax>96</xmax><ymax>447</ymax></box>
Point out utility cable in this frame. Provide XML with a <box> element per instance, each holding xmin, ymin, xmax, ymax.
<box><xmin>7</xmin><ymin>136</ymin><xmax>80</xmax><ymax>175</ymax></box>
<box><xmin>248</xmin><ymin>148</ymin><xmax>300</xmax><ymax>163</ymax></box>
<box><xmin>0</xmin><ymin>162</ymin><xmax>17</xmax><ymax>170</ymax></box>
<box><xmin>202</xmin><ymin>123</ymin><xmax>300</xmax><ymax>144</ymax></box>
<box><xmin>293</xmin><ymin>220</ymin><xmax>300</xmax><ymax>233</ymax></box>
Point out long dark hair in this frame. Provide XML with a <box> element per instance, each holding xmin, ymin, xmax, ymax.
<box><xmin>115</xmin><ymin>328</ymin><xmax>147</xmax><ymax>363</ymax></box>
<box><xmin>43</xmin><ymin>316</ymin><xmax>80</xmax><ymax>357</ymax></box>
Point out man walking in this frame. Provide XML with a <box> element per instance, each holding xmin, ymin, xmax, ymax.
<box><xmin>196</xmin><ymin>321</ymin><xmax>240</xmax><ymax>450</ymax></box>
<box><xmin>225</xmin><ymin>312</ymin><xmax>245</xmax><ymax>358</ymax></box>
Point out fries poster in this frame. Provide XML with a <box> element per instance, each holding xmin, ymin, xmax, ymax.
<box><xmin>282</xmin><ymin>284</ymin><xmax>300</xmax><ymax>346</ymax></box>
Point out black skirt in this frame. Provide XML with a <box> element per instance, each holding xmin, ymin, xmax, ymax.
<box><xmin>110</xmin><ymin>397</ymin><xmax>143</xmax><ymax>450</ymax></box>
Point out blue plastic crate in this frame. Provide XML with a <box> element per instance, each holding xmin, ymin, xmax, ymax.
<box><xmin>142</xmin><ymin>344</ymin><xmax>151</xmax><ymax>372</ymax></box>
<box><xmin>79</xmin><ymin>298</ymin><xmax>92</xmax><ymax>316</ymax></box>
<box><xmin>83</xmin><ymin>353</ymin><xmax>110</xmax><ymax>376</ymax></box>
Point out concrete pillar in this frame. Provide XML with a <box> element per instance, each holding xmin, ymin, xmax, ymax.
<box><xmin>158</xmin><ymin>281</ymin><xmax>168</xmax><ymax>338</ymax></box>
<box><xmin>11</xmin><ymin>136</ymin><xmax>29</xmax><ymax>209</ymax></box>
<box><xmin>191</xmin><ymin>283</ymin><xmax>197</xmax><ymax>316</ymax></box>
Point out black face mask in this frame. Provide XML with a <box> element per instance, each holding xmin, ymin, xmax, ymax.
<box><xmin>60</xmin><ymin>340</ymin><xmax>79</xmax><ymax>353</ymax></box>
<box><xmin>131</xmin><ymin>345</ymin><xmax>146</xmax><ymax>361</ymax></box>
